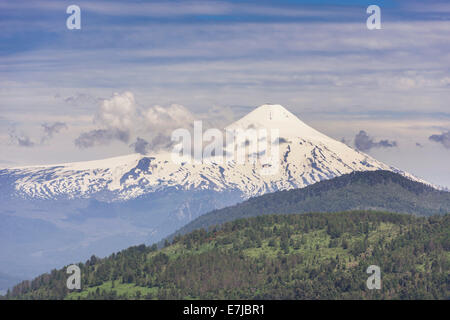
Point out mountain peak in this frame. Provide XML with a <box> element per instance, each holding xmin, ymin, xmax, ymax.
<box><xmin>226</xmin><ymin>104</ymin><xmax>332</xmax><ymax>142</ymax></box>
<box><xmin>251</xmin><ymin>104</ymin><xmax>294</xmax><ymax>120</ymax></box>
<box><xmin>246</xmin><ymin>103</ymin><xmax>296</xmax><ymax>120</ymax></box>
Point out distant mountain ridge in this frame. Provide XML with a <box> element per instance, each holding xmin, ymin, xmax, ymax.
<box><xmin>167</xmin><ymin>170</ymin><xmax>450</xmax><ymax>241</ymax></box>
<box><xmin>0</xmin><ymin>272</ymin><xmax>20</xmax><ymax>295</ymax></box>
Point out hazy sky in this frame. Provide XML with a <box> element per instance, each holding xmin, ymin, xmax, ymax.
<box><xmin>0</xmin><ymin>0</ymin><xmax>449</xmax><ymax>187</ymax></box>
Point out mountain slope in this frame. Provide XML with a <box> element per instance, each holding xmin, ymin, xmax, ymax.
<box><xmin>168</xmin><ymin>170</ymin><xmax>450</xmax><ymax>241</ymax></box>
<box><xmin>4</xmin><ymin>211</ymin><xmax>449</xmax><ymax>300</ymax></box>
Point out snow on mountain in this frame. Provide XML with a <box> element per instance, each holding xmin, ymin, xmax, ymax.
<box><xmin>1</xmin><ymin>104</ymin><xmax>428</xmax><ymax>201</ymax></box>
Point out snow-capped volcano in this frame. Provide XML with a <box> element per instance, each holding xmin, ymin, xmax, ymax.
<box><xmin>1</xmin><ymin>104</ymin><xmax>425</xmax><ymax>201</ymax></box>
<box><xmin>0</xmin><ymin>104</ymin><xmax>434</xmax><ymax>282</ymax></box>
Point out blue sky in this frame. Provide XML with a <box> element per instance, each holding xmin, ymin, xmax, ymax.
<box><xmin>0</xmin><ymin>0</ymin><xmax>449</xmax><ymax>187</ymax></box>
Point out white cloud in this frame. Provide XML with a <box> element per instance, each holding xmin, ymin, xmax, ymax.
<box><xmin>74</xmin><ymin>92</ymin><xmax>197</xmax><ymax>152</ymax></box>
<box><xmin>143</xmin><ymin>104</ymin><xmax>195</xmax><ymax>133</ymax></box>
<box><xmin>95</xmin><ymin>91</ymin><xmax>137</xmax><ymax>131</ymax></box>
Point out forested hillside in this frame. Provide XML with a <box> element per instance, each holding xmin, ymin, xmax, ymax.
<box><xmin>168</xmin><ymin>171</ymin><xmax>450</xmax><ymax>241</ymax></box>
<box><xmin>3</xmin><ymin>211</ymin><xmax>449</xmax><ymax>300</ymax></box>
